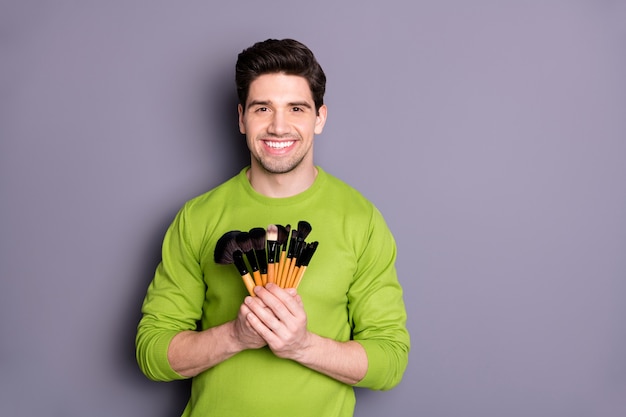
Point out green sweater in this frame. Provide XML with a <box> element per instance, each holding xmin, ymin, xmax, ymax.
<box><xmin>136</xmin><ymin>167</ymin><xmax>410</xmax><ymax>417</ymax></box>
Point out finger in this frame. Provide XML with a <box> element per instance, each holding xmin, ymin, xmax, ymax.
<box><xmin>244</xmin><ymin>295</ymin><xmax>284</xmax><ymax>332</ymax></box>
<box><xmin>257</xmin><ymin>284</ymin><xmax>303</xmax><ymax>319</ymax></box>
<box><xmin>245</xmin><ymin>308</ymin><xmax>283</xmax><ymax>346</ymax></box>
<box><xmin>245</xmin><ymin>292</ymin><xmax>269</xmax><ymax>308</ymax></box>
<box><xmin>245</xmin><ymin>294</ymin><xmax>308</xmax><ymax>357</ymax></box>
<box><xmin>233</xmin><ymin>305</ymin><xmax>268</xmax><ymax>349</ymax></box>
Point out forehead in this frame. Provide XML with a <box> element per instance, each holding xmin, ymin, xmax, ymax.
<box><xmin>246</xmin><ymin>73</ymin><xmax>314</xmax><ymax>105</ymax></box>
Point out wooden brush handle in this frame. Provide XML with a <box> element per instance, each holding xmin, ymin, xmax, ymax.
<box><xmin>276</xmin><ymin>251</ymin><xmax>287</xmax><ymax>286</ymax></box>
<box><xmin>267</xmin><ymin>263</ymin><xmax>275</xmax><ymax>284</ymax></box>
<box><xmin>293</xmin><ymin>266</ymin><xmax>308</xmax><ymax>289</ymax></box>
<box><xmin>286</xmin><ymin>266</ymin><xmax>300</xmax><ymax>288</ymax></box>
<box><xmin>241</xmin><ymin>273</ymin><xmax>256</xmax><ymax>296</ymax></box>
<box><xmin>252</xmin><ymin>270</ymin><xmax>263</xmax><ymax>287</ymax></box>
<box><xmin>279</xmin><ymin>258</ymin><xmax>292</xmax><ymax>288</ymax></box>
<box><xmin>284</xmin><ymin>257</ymin><xmax>297</xmax><ymax>288</ymax></box>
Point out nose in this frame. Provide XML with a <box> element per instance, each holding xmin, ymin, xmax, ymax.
<box><xmin>267</xmin><ymin>110</ymin><xmax>289</xmax><ymax>136</ymax></box>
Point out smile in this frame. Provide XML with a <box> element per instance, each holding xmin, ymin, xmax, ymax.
<box><xmin>265</xmin><ymin>140</ymin><xmax>295</xmax><ymax>149</ymax></box>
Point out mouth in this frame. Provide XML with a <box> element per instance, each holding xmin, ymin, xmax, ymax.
<box><xmin>263</xmin><ymin>140</ymin><xmax>295</xmax><ymax>150</ymax></box>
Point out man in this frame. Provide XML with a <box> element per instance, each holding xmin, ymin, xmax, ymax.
<box><xmin>136</xmin><ymin>38</ymin><xmax>410</xmax><ymax>417</ymax></box>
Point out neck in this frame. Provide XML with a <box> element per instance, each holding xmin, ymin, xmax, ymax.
<box><xmin>247</xmin><ymin>162</ymin><xmax>318</xmax><ymax>198</ymax></box>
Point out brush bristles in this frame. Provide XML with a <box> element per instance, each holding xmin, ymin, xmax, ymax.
<box><xmin>266</xmin><ymin>224</ymin><xmax>278</xmax><ymax>242</ymax></box>
<box><xmin>235</xmin><ymin>232</ymin><xmax>253</xmax><ymax>253</ymax></box>
<box><xmin>214</xmin><ymin>230</ymin><xmax>241</xmax><ymax>264</ymax></box>
<box><xmin>266</xmin><ymin>225</ymin><xmax>279</xmax><ymax>264</ymax></box>
<box><xmin>293</xmin><ymin>221</ymin><xmax>312</xmax><ymax>258</ymax></box>
<box><xmin>278</xmin><ymin>224</ymin><xmax>290</xmax><ymax>247</ymax></box>
<box><xmin>297</xmin><ymin>220</ymin><xmax>312</xmax><ymax>241</ymax></box>
<box><xmin>301</xmin><ymin>241</ymin><xmax>318</xmax><ymax>266</ymax></box>
<box><xmin>249</xmin><ymin>227</ymin><xmax>266</xmax><ymax>251</ymax></box>
<box><xmin>286</xmin><ymin>230</ymin><xmax>299</xmax><ymax>256</ymax></box>
<box><xmin>215</xmin><ymin>221</ymin><xmax>317</xmax><ymax>291</ymax></box>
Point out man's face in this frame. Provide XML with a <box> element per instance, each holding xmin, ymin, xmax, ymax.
<box><xmin>238</xmin><ymin>73</ymin><xmax>327</xmax><ymax>175</ymax></box>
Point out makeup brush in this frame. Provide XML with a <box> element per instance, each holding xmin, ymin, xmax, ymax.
<box><xmin>286</xmin><ymin>239</ymin><xmax>312</xmax><ymax>288</ymax></box>
<box><xmin>292</xmin><ymin>241</ymin><xmax>318</xmax><ymax>289</ymax></box>
<box><xmin>274</xmin><ymin>224</ymin><xmax>289</xmax><ymax>283</ymax></box>
<box><xmin>265</xmin><ymin>225</ymin><xmax>278</xmax><ymax>284</ymax></box>
<box><xmin>213</xmin><ymin>230</ymin><xmax>241</xmax><ymax>265</ymax></box>
<box><xmin>275</xmin><ymin>224</ymin><xmax>291</xmax><ymax>287</ymax></box>
<box><xmin>279</xmin><ymin>229</ymin><xmax>298</xmax><ymax>288</ymax></box>
<box><xmin>285</xmin><ymin>221</ymin><xmax>312</xmax><ymax>286</ymax></box>
<box><xmin>294</xmin><ymin>220</ymin><xmax>312</xmax><ymax>254</ymax></box>
<box><xmin>232</xmin><ymin>250</ymin><xmax>256</xmax><ymax>296</ymax></box>
<box><xmin>249</xmin><ymin>227</ymin><xmax>268</xmax><ymax>285</ymax></box>
<box><xmin>236</xmin><ymin>232</ymin><xmax>263</xmax><ymax>287</ymax></box>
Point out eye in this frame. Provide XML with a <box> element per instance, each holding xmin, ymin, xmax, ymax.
<box><xmin>256</xmin><ymin>107</ymin><xmax>269</xmax><ymax>112</ymax></box>
<box><xmin>292</xmin><ymin>106</ymin><xmax>303</xmax><ymax>112</ymax></box>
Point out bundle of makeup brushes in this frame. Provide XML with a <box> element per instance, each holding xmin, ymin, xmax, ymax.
<box><xmin>214</xmin><ymin>220</ymin><xmax>319</xmax><ymax>296</ymax></box>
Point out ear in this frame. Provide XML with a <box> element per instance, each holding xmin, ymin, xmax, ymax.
<box><xmin>314</xmin><ymin>104</ymin><xmax>328</xmax><ymax>135</ymax></box>
<box><xmin>238</xmin><ymin>104</ymin><xmax>245</xmax><ymax>134</ymax></box>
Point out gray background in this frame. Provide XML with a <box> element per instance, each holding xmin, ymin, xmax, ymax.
<box><xmin>1</xmin><ymin>1</ymin><xmax>625</xmax><ymax>416</ymax></box>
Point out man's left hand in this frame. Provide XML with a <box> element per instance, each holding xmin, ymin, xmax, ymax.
<box><xmin>243</xmin><ymin>283</ymin><xmax>312</xmax><ymax>361</ymax></box>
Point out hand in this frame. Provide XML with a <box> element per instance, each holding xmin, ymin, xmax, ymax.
<box><xmin>243</xmin><ymin>283</ymin><xmax>311</xmax><ymax>360</ymax></box>
<box><xmin>232</xmin><ymin>300</ymin><xmax>268</xmax><ymax>350</ymax></box>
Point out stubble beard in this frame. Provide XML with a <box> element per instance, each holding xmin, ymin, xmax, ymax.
<box><xmin>254</xmin><ymin>153</ymin><xmax>306</xmax><ymax>175</ymax></box>
<box><xmin>252</xmin><ymin>133</ymin><xmax>310</xmax><ymax>175</ymax></box>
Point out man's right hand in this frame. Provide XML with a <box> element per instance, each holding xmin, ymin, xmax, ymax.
<box><xmin>167</xmin><ymin>300</ymin><xmax>268</xmax><ymax>377</ymax></box>
<box><xmin>233</xmin><ymin>299</ymin><xmax>268</xmax><ymax>350</ymax></box>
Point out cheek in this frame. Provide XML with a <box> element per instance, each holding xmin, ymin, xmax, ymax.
<box><xmin>243</xmin><ymin>119</ymin><xmax>266</xmax><ymax>137</ymax></box>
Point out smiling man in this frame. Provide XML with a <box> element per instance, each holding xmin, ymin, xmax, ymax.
<box><xmin>136</xmin><ymin>39</ymin><xmax>410</xmax><ymax>417</ymax></box>
<box><xmin>240</xmin><ymin>72</ymin><xmax>326</xmax><ymax>196</ymax></box>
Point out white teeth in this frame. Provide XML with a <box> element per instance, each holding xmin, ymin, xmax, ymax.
<box><xmin>266</xmin><ymin>141</ymin><xmax>294</xmax><ymax>149</ymax></box>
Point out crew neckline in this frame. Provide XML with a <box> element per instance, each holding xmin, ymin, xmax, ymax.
<box><xmin>237</xmin><ymin>166</ymin><xmax>327</xmax><ymax>206</ymax></box>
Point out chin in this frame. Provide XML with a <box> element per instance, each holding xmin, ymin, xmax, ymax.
<box><xmin>257</xmin><ymin>158</ymin><xmax>303</xmax><ymax>175</ymax></box>
<box><xmin>262</xmin><ymin>165</ymin><xmax>298</xmax><ymax>175</ymax></box>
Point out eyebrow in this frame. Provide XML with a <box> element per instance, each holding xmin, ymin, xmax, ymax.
<box><xmin>246</xmin><ymin>100</ymin><xmax>313</xmax><ymax>110</ymax></box>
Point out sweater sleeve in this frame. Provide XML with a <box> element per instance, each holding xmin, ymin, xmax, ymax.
<box><xmin>135</xmin><ymin>204</ymin><xmax>205</xmax><ymax>381</ymax></box>
<box><xmin>348</xmin><ymin>207</ymin><xmax>410</xmax><ymax>390</ymax></box>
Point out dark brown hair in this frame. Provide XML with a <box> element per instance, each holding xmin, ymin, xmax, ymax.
<box><xmin>235</xmin><ymin>39</ymin><xmax>326</xmax><ymax>112</ymax></box>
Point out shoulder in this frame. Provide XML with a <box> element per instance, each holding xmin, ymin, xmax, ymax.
<box><xmin>182</xmin><ymin>169</ymin><xmax>247</xmax><ymax>212</ymax></box>
<box><xmin>318</xmin><ymin>167</ymin><xmax>371</xmax><ymax>204</ymax></box>
<box><xmin>318</xmin><ymin>168</ymin><xmax>374</xmax><ymax>210</ymax></box>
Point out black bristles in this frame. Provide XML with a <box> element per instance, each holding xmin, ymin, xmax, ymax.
<box><xmin>296</xmin><ymin>220</ymin><xmax>312</xmax><ymax>241</ymax></box>
<box><xmin>278</xmin><ymin>224</ymin><xmax>290</xmax><ymax>250</ymax></box>
<box><xmin>248</xmin><ymin>227</ymin><xmax>266</xmax><ymax>251</ymax></box>
<box><xmin>236</xmin><ymin>231</ymin><xmax>259</xmax><ymax>272</ymax></box>
<box><xmin>286</xmin><ymin>229</ymin><xmax>298</xmax><ymax>258</ymax></box>
<box><xmin>214</xmin><ymin>230</ymin><xmax>241</xmax><ymax>264</ymax></box>
<box><xmin>294</xmin><ymin>220</ymin><xmax>312</xmax><ymax>258</ymax></box>
<box><xmin>235</xmin><ymin>231</ymin><xmax>253</xmax><ymax>253</ymax></box>
<box><xmin>299</xmin><ymin>241</ymin><xmax>318</xmax><ymax>267</ymax></box>
<box><xmin>215</xmin><ymin>222</ymin><xmax>316</xmax><ymax>287</ymax></box>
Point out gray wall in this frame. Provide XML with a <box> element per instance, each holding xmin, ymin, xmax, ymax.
<box><xmin>1</xmin><ymin>1</ymin><xmax>625</xmax><ymax>416</ymax></box>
